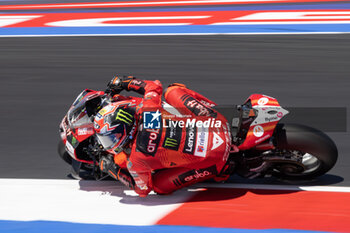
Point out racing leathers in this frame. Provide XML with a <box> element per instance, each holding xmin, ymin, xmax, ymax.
<box><xmin>102</xmin><ymin>77</ymin><xmax>233</xmax><ymax>197</ymax></box>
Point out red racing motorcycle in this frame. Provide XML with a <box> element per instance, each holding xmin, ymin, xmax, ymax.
<box><xmin>58</xmin><ymin>89</ymin><xmax>338</xmax><ymax>182</ymax></box>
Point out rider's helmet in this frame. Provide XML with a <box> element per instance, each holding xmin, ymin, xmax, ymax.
<box><xmin>94</xmin><ymin>103</ymin><xmax>136</xmax><ymax>154</ymax></box>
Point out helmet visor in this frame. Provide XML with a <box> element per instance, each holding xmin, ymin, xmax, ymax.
<box><xmin>97</xmin><ymin>123</ymin><xmax>125</xmax><ymax>150</ymax></box>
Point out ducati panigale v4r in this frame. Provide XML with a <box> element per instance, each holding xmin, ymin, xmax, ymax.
<box><xmin>58</xmin><ymin>89</ymin><xmax>338</xmax><ymax>185</ymax></box>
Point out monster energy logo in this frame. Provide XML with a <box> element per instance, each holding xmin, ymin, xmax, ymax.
<box><xmin>71</xmin><ymin>136</ymin><xmax>78</xmax><ymax>147</ymax></box>
<box><xmin>115</xmin><ymin>109</ymin><xmax>133</xmax><ymax>125</ymax></box>
<box><xmin>164</xmin><ymin>138</ymin><xmax>178</xmax><ymax>148</ymax></box>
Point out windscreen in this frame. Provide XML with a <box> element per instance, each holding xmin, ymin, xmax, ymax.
<box><xmin>67</xmin><ymin>90</ymin><xmax>93</xmax><ymax>128</ymax></box>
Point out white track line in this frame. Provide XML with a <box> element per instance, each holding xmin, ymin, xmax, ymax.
<box><xmin>0</xmin><ymin>31</ymin><xmax>350</xmax><ymax>38</ymax></box>
<box><xmin>193</xmin><ymin>182</ymin><xmax>350</xmax><ymax>193</ymax></box>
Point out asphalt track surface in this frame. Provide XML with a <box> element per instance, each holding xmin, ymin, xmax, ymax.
<box><xmin>0</xmin><ymin>35</ymin><xmax>349</xmax><ymax>186</ymax></box>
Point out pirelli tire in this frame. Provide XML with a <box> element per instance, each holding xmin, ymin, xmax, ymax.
<box><xmin>273</xmin><ymin>123</ymin><xmax>338</xmax><ymax>180</ymax></box>
<box><xmin>58</xmin><ymin>140</ymin><xmax>73</xmax><ymax>165</ymax></box>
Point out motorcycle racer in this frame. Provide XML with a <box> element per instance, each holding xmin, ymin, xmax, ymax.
<box><xmin>94</xmin><ymin>76</ymin><xmax>233</xmax><ymax>197</ymax></box>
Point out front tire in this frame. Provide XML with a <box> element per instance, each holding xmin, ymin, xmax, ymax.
<box><xmin>273</xmin><ymin>123</ymin><xmax>338</xmax><ymax>180</ymax></box>
<box><xmin>58</xmin><ymin>140</ymin><xmax>73</xmax><ymax>165</ymax></box>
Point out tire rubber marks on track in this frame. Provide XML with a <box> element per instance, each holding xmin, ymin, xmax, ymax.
<box><xmin>2</xmin><ymin>11</ymin><xmax>350</xmax><ymax>28</ymax></box>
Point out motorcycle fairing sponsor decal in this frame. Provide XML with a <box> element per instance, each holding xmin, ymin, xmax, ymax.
<box><xmin>66</xmin><ymin>134</ymin><xmax>79</xmax><ymax>148</ymax></box>
<box><xmin>194</xmin><ymin>127</ymin><xmax>209</xmax><ymax>157</ymax></box>
<box><xmin>238</xmin><ymin>122</ymin><xmax>278</xmax><ymax>150</ymax></box>
<box><xmin>255</xmin><ymin>133</ymin><xmax>271</xmax><ymax>144</ymax></box>
<box><xmin>251</xmin><ymin>105</ymin><xmax>289</xmax><ymax>126</ymax></box>
<box><xmin>74</xmin><ymin>127</ymin><xmax>95</xmax><ymax>142</ymax></box>
<box><xmin>162</xmin><ymin>119</ymin><xmax>182</xmax><ymax>151</ymax></box>
<box><xmin>211</xmin><ymin>132</ymin><xmax>224</xmax><ymax>150</ymax></box>
<box><xmin>76</xmin><ymin>127</ymin><xmax>94</xmax><ymax>136</ymax></box>
<box><xmin>264</xmin><ymin>116</ymin><xmax>279</xmax><ymax>122</ymax></box>
<box><xmin>257</xmin><ymin>97</ymin><xmax>269</xmax><ymax>106</ymax></box>
<box><xmin>181</xmin><ymin>94</ymin><xmax>217</xmax><ymax>117</ymax></box>
<box><xmin>65</xmin><ymin>141</ymin><xmax>75</xmax><ymax>158</ymax></box>
<box><xmin>177</xmin><ymin>165</ymin><xmax>218</xmax><ymax>185</ymax></box>
<box><xmin>252</xmin><ymin>125</ymin><xmax>264</xmax><ymax>137</ymax></box>
<box><xmin>247</xmin><ymin>94</ymin><xmax>289</xmax><ymax>127</ymax></box>
<box><xmin>249</xmin><ymin>94</ymin><xmax>279</xmax><ymax>107</ymax></box>
<box><xmin>183</xmin><ymin>124</ymin><xmax>197</xmax><ymax>154</ymax></box>
<box><xmin>136</xmin><ymin>124</ymin><xmax>163</xmax><ymax>156</ymax></box>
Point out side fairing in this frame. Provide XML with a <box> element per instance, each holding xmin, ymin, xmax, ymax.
<box><xmin>238</xmin><ymin>94</ymin><xmax>289</xmax><ymax>150</ymax></box>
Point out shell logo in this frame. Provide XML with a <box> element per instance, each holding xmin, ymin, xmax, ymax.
<box><xmin>257</xmin><ymin>97</ymin><xmax>269</xmax><ymax>105</ymax></box>
<box><xmin>253</xmin><ymin>125</ymin><xmax>264</xmax><ymax>137</ymax></box>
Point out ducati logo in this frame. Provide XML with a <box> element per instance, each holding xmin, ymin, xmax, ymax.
<box><xmin>211</xmin><ymin>132</ymin><xmax>224</xmax><ymax>150</ymax></box>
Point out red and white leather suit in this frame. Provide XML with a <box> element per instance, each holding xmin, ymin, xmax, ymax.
<box><xmin>111</xmin><ymin>79</ymin><xmax>232</xmax><ymax>197</ymax></box>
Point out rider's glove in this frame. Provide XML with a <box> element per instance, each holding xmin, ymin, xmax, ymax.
<box><xmin>99</xmin><ymin>155</ymin><xmax>120</xmax><ymax>178</ymax></box>
<box><xmin>99</xmin><ymin>155</ymin><xmax>114</xmax><ymax>173</ymax></box>
<box><xmin>106</xmin><ymin>75</ymin><xmax>135</xmax><ymax>94</ymax></box>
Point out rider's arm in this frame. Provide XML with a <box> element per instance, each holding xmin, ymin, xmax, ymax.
<box><xmin>107</xmin><ymin>76</ymin><xmax>163</xmax><ymax>197</ymax></box>
<box><xmin>109</xmin><ymin>76</ymin><xmax>163</xmax><ymax>109</ymax></box>
<box><xmin>108</xmin><ymin>76</ymin><xmax>162</xmax><ymax>96</ymax></box>
<box><xmin>125</xmin><ymin>78</ymin><xmax>163</xmax><ymax>197</ymax></box>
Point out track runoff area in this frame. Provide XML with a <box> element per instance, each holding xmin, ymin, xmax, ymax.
<box><xmin>1</xmin><ymin>0</ymin><xmax>350</xmax><ymax>233</ymax></box>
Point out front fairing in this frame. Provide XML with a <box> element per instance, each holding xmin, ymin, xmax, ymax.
<box><xmin>60</xmin><ymin>89</ymin><xmax>105</xmax><ymax>163</ymax></box>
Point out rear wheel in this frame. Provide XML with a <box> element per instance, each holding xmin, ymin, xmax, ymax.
<box><xmin>272</xmin><ymin>124</ymin><xmax>338</xmax><ymax>180</ymax></box>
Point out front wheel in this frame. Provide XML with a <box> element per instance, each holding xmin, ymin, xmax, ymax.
<box><xmin>58</xmin><ymin>140</ymin><xmax>73</xmax><ymax>165</ymax></box>
<box><xmin>272</xmin><ymin>123</ymin><xmax>338</xmax><ymax>180</ymax></box>
<box><xmin>58</xmin><ymin>140</ymin><xmax>96</xmax><ymax>179</ymax></box>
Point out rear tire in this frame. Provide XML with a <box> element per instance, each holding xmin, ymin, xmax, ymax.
<box><xmin>273</xmin><ymin>123</ymin><xmax>338</xmax><ymax>180</ymax></box>
<box><xmin>58</xmin><ymin>140</ymin><xmax>73</xmax><ymax>165</ymax></box>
